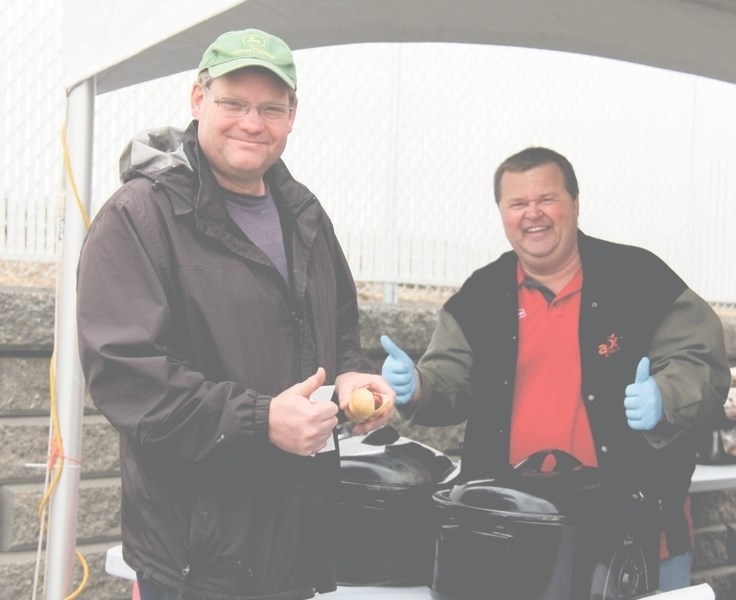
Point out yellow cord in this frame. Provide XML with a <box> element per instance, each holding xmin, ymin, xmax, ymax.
<box><xmin>61</xmin><ymin>122</ymin><xmax>91</xmax><ymax>230</ymax></box>
<box><xmin>38</xmin><ymin>351</ymin><xmax>63</xmax><ymax>519</ymax></box>
<box><xmin>65</xmin><ymin>550</ymin><xmax>90</xmax><ymax>600</ymax></box>
<box><xmin>34</xmin><ymin>125</ymin><xmax>92</xmax><ymax>598</ymax></box>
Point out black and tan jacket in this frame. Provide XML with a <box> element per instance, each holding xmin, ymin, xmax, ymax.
<box><xmin>410</xmin><ymin>231</ymin><xmax>730</xmax><ymax>556</ymax></box>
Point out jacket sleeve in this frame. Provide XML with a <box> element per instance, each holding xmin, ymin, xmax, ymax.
<box><xmin>644</xmin><ymin>288</ymin><xmax>731</xmax><ymax>448</ymax></box>
<box><xmin>408</xmin><ymin>308</ymin><xmax>474</xmax><ymax>426</ymax></box>
<box><xmin>76</xmin><ymin>187</ymin><xmax>270</xmax><ymax>463</ymax></box>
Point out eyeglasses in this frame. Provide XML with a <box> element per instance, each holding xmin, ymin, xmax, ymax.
<box><xmin>202</xmin><ymin>87</ymin><xmax>293</xmax><ymax>122</ymax></box>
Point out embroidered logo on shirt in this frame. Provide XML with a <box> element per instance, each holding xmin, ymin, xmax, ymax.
<box><xmin>518</xmin><ymin>308</ymin><xmax>527</xmax><ymax>319</ymax></box>
<box><xmin>598</xmin><ymin>332</ymin><xmax>622</xmax><ymax>357</ymax></box>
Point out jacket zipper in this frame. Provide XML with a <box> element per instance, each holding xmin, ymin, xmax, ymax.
<box><xmin>292</xmin><ymin>307</ymin><xmax>310</xmax><ymax>380</ymax></box>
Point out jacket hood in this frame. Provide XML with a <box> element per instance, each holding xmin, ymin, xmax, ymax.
<box><xmin>118</xmin><ymin>122</ymin><xmax>318</xmax><ymax>225</ymax></box>
<box><xmin>119</xmin><ymin>125</ymin><xmax>191</xmax><ymax>183</ymax></box>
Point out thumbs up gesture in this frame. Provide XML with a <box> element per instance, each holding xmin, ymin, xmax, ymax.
<box><xmin>269</xmin><ymin>367</ymin><xmax>338</xmax><ymax>455</ymax></box>
<box><xmin>624</xmin><ymin>357</ymin><xmax>664</xmax><ymax>430</ymax></box>
<box><xmin>380</xmin><ymin>335</ymin><xmax>418</xmax><ymax>405</ymax></box>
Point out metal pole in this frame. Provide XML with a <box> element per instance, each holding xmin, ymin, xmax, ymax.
<box><xmin>44</xmin><ymin>76</ymin><xmax>95</xmax><ymax>599</ymax></box>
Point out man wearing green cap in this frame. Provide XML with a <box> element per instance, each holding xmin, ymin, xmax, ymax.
<box><xmin>76</xmin><ymin>29</ymin><xmax>394</xmax><ymax>600</ymax></box>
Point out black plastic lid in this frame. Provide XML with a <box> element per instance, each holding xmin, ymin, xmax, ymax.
<box><xmin>436</xmin><ymin>450</ymin><xmax>607</xmax><ymax>518</ymax></box>
<box><xmin>339</xmin><ymin>425</ymin><xmax>459</xmax><ymax>489</ymax></box>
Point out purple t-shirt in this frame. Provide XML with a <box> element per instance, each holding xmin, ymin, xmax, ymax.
<box><xmin>223</xmin><ymin>186</ymin><xmax>290</xmax><ymax>287</ymax></box>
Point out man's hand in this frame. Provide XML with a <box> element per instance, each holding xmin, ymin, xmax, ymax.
<box><xmin>380</xmin><ymin>335</ymin><xmax>417</xmax><ymax>405</ymax></box>
<box><xmin>335</xmin><ymin>372</ymin><xmax>395</xmax><ymax>435</ymax></box>
<box><xmin>624</xmin><ymin>357</ymin><xmax>664</xmax><ymax>430</ymax></box>
<box><xmin>269</xmin><ymin>367</ymin><xmax>338</xmax><ymax>455</ymax></box>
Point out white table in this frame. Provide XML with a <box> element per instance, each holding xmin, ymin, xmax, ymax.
<box><xmin>689</xmin><ymin>463</ymin><xmax>736</xmax><ymax>493</ymax></box>
<box><xmin>105</xmin><ymin>545</ymin><xmax>429</xmax><ymax>598</ymax></box>
<box><xmin>105</xmin><ymin>545</ymin><xmax>717</xmax><ymax>598</ymax></box>
<box><xmin>104</xmin><ymin>466</ymin><xmax>732</xmax><ymax>600</ymax></box>
<box><xmin>106</xmin><ymin>545</ymin><xmax>716</xmax><ymax>598</ymax></box>
<box><xmin>96</xmin><ymin>462</ymin><xmax>734</xmax><ymax>571</ymax></box>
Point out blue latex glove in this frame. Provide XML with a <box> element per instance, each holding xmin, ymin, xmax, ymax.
<box><xmin>624</xmin><ymin>357</ymin><xmax>664</xmax><ymax>430</ymax></box>
<box><xmin>380</xmin><ymin>334</ymin><xmax>417</xmax><ymax>405</ymax></box>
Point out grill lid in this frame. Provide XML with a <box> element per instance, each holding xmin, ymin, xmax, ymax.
<box><xmin>338</xmin><ymin>425</ymin><xmax>459</xmax><ymax>489</ymax></box>
<box><xmin>437</xmin><ymin>449</ymin><xmax>608</xmax><ymax>518</ymax></box>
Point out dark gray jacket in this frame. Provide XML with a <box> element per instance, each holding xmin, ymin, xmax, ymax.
<box><xmin>77</xmin><ymin>122</ymin><xmax>374</xmax><ymax>599</ymax></box>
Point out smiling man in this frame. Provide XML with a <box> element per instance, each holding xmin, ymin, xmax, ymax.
<box><xmin>76</xmin><ymin>28</ymin><xmax>394</xmax><ymax>600</ymax></box>
<box><xmin>380</xmin><ymin>146</ymin><xmax>730</xmax><ymax>593</ymax></box>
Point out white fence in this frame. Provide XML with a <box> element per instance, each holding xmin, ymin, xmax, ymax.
<box><xmin>2</xmin><ymin>0</ymin><xmax>736</xmax><ymax>305</ymax></box>
<box><xmin>0</xmin><ymin>193</ymin><xmax>59</xmax><ymax>262</ymax></box>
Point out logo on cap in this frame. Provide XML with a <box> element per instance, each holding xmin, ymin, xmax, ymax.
<box><xmin>243</xmin><ymin>33</ymin><xmax>266</xmax><ymax>48</ymax></box>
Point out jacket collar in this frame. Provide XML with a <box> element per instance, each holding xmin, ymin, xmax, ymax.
<box><xmin>172</xmin><ymin>121</ymin><xmax>317</xmax><ymax>225</ymax></box>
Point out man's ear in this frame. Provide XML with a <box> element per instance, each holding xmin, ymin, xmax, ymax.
<box><xmin>191</xmin><ymin>83</ymin><xmax>205</xmax><ymax>119</ymax></box>
<box><xmin>287</xmin><ymin>97</ymin><xmax>298</xmax><ymax>133</ymax></box>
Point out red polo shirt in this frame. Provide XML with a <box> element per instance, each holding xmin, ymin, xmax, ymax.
<box><xmin>509</xmin><ymin>262</ymin><xmax>598</xmax><ymax>468</ymax></box>
<box><xmin>508</xmin><ymin>262</ymin><xmax>690</xmax><ymax>558</ymax></box>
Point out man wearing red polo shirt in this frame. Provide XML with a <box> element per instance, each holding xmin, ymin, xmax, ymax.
<box><xmin>380</xmin><ymin>146</ymin><xmax>730</xmax><ymax>592</ymax></box>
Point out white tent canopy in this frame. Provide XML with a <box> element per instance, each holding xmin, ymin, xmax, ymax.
<box><xmin>52</xmin><ymin>1</ymin><xmax>736</xmax><ymax>597</ymax></box>
<box><xmin>66</xmin><ymin>0</ymin><xmax>736</xmax><ymax>94</ymax></box>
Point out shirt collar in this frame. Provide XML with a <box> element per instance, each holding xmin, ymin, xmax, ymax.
<box><xmin>516</xmin><ymin>260</ymin><xmax>584</xmax><ymax>303</ymax></box>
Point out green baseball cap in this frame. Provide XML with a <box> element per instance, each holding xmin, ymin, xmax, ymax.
<box><xmin>199</xmin><ymin>29</ymin><xmax>297</xmax><ymax>90</ymax></box>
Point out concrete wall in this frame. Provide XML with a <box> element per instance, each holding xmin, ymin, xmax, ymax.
<box><xmin>1</xmin><ymin>288</ymin><xmax>734</xmax><ymax>599</ymax></box>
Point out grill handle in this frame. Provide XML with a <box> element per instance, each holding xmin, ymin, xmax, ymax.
<box><xmin>439</xmin><ymin>524</ymin><xmax>514</xmax><ymax>549</ymax></box>
<box><xmin>514</xmin><ymin>449</ymin><xmax>583</xmax><ymax>473</ymax></box>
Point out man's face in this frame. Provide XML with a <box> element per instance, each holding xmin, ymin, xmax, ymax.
<box><xmin>497</xmin><ymin>162</ymin><xmax>579</xmax><ymax>275</ymax></box>
<box><xmin>191</xmin><ymin>68</ymin><xmax>296</xmax><ymax>195</ymax></box>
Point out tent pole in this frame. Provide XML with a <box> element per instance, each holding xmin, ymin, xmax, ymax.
<box><xmin>44</xmin><ymin>76</ymin><xmax>95</xmax><ymax>600</ymax></box>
